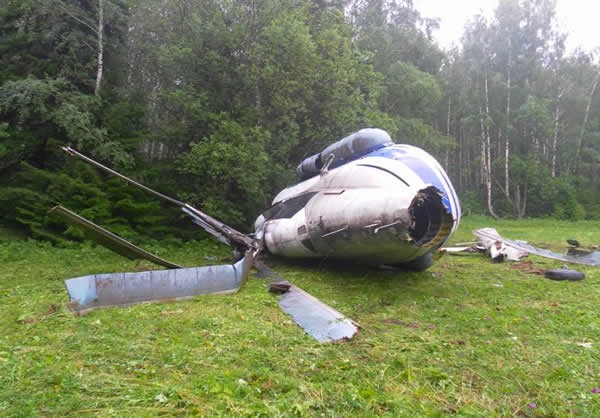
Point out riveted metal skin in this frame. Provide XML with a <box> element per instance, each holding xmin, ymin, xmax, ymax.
<box><xmin>65</xmin><ymin>251</ymin><xmax>255</xmax><ymax>313</ymax></box>
<box><xmin>261</xmin><ymin>139</ymin><xmax>461</xmax><ymax>268</ymax></box>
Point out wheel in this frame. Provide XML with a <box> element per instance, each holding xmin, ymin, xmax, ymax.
<box><xmin>544</xmin><ymin>268</ymin><xmax>585</xmax><ymax>281</ymax></box>
<box><xmin>403</xmin><ymin>252</ymin><xmax>435</xmax><ymax>271</ymax></box>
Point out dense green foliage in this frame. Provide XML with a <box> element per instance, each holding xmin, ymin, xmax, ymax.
<box><xmin>1</xmin><ymin>0</ymin><xmax>600</xmax><ymax>239</ymax></box>
<box><xmin>1</xmin><ymin>217</ymin><xmax>599</xmax><ymax>415</ymax></box>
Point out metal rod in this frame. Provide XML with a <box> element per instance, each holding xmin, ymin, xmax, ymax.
<box><xmin>62</xmin><ymin>146</ymin><xmax>185</xmax><ymax>206</ymax></box>
<box><xmin>61</xmin><ymin>146</ymin><xmax>255</xmax><ymax>250</ymax></box>
<box><xmin>321</xmin><ymin>226</ymin><xmax>348</xmax><ymax>238</ymax></box>
<box><xmin>374</xmin><ymin>220</ymin><xmax>402</xmax><ymax>234</ymax></box>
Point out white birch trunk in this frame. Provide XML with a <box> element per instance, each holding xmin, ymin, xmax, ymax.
<box><xmin>481</xmin><ymin>75</ymin><xmax>498</xmax><ymax>219</ymax></box>
<box><xmin>575</xmin><ymin>70</ymin><xmax>600</xmax><ymax>173</ymax></box>
<box><xmin>479</xmin><ymin>103</ymin><xmax>486</xmax><ymax>186</ymax></box>
<box><xmin>551</xmin><ymin>89</ymin><xmax>562</xmax><ymax>177</ymax></box>
<box><xmin>504</xmin><ymin>44</ymin><xmax>511</xmax><ymax>199</ymax></box>
<box><xmin>94</xmin><ymin>0</ymin><xmax>105</xmax><ymax>96</ymax></box>
<box><xmin>445</xmin><ymin>95</ymin><xmax>452</xmax><ymax>168</ymax></box>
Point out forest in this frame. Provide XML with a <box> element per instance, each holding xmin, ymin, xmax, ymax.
<box><xmin>1</xmin><ymin>0</ymin><xmax>599</xmax><ymax>241</ymax></box>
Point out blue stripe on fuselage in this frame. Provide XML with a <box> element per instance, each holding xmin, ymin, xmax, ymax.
<box><xmin>366</xmin><ymin>145</ymin><xmax>460</xmax><ymax>222</ymax></box>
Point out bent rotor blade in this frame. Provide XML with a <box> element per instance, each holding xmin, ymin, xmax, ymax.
<box><xmin>50</xmin><ymin>205</ymin><xmax>182</xmax><ymax>269</ymax></box>
<box><xmin>181</xmin><ymin>205</ymin><xmax>249</xmax><ymax>248</ymax></box>
<box><xmin>259</xmin><ymin>262</ymin><xmax>358</xmax><ymax>342</ymax></box>
<box><xmin>61</xmin><ymin>146</ymin><xmax>254</xmax><ymax>250</ymax></box>
<box><xmin>65</xmin><ymin>250</ymin><xmax>256</xmax><ymax>313</ymax></box>
<box><xmin>273</xmin><ymin>283</ymin><xmax>359</xmax><ymax>342</ymax></box>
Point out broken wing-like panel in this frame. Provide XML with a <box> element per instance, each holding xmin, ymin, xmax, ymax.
<box><xmin>271</xmin><ymin>281</ymin><xmax>359</xmax><ymax>342</ymax></box>
<box><xmin>65</xmin><ymin>250</ymin><xmax>255</xmax><ymax>313</ymax></box>
<box><xmin>474</xmin><ymin>228</ymin><xmax>600</xmax><ymax>266</ymax></box>
<box><xmin>50</xmin><ymin>205</ymin><xmax>182</xmax><ymax>269</ymax></box>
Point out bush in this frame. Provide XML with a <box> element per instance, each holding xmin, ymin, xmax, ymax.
<box><xmin>459</xmin><ymin>190</ymin><xmax>484</xmax><ymax>216</ymax></box>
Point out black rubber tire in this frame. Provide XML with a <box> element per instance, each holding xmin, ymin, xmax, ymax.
<box><xmin>544</xmin><ymin>268</ymin><xmax>585</xmax><ymax>281</ymax></box>
<box><xmin>403</xmin><ymin>252</ymin><xmax>435</xmax><ymax>271</ymax></box>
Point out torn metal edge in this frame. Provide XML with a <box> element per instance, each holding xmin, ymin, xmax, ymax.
<box><xmin>276</xmin><ymin>284</ymin><xmax>359</xmax><ymax>343</ymax></box>
<box><xmin>65</xmin><ymin>250</ymin><xmax>256</xmax><ymax>313</ymax></box>
<box><xmin>473</xmin><ymin>227</ymin><xmax>600</xmax><ymax>266</ymax></box>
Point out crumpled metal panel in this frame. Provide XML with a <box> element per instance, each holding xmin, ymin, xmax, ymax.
<box><xmin>277</xmin><ymin>285</ymin><xmax>359</xmax><ymax>342</ymax></box>
<box><xmin>474</xmin><ymin>227</ymin><xmax>529</xmax><ymax>261</ymax></box>
<box><xmin>566</xmin><ymin>248</ymin><xmax>600</xmax><ymax>264</ymax></box>
<box><xmin>474</xmin><ymin>228</ymin><xmax>600</xmax><ymax>266</ymax></box>
<box><xmin>65</xmin><ymin>251</ymin><xmax>255</xmax><ymax>313</ymax></box>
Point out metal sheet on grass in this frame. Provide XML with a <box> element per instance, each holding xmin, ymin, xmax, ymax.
<box><xmin>474</xmin><ymin>228</ymin><xmax>600</xmax><ymax>266</ymax></box>
<box><xmin>65</xmin><ymin>251</ymin><xmax>255</xmax><ymax>313</ymax></box>
<box><xmin>277</xmin><ymin>284</ymin><xmax>359</xmax><ymax>342</ymax></box>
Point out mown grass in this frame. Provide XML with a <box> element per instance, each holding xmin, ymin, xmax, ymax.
<box><xmin>1</xmin><ymin>216</ymin><xmax>599</xmax><ymax>417</ymax></box>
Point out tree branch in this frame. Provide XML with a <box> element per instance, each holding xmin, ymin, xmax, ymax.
<box><xmin>54</xmin><ymin>0</ymin><xmax>98</xmax><ymax>35</ymax></box>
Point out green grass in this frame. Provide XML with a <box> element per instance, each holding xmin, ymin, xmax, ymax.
<box><xmin>1</xmin><ymin>217</ymin><xmax>599</xmax><ymax>416</ymax></box>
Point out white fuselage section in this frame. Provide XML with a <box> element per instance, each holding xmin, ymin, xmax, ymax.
<box><xmin>255</xmin><ymin>145</ymin><xmax>460</xmax><ymax>266</ymax></box>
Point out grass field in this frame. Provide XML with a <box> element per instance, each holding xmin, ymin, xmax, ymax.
<box><xmin>1</xmin><ymin>216</ymin><xmax>599</xmax><ymax>416</ymax></box>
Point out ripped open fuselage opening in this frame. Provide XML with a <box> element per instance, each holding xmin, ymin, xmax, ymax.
<box><xmin>409</xmin><ymin>186</ymin><xmax>451</xmax><ymax>247</ymax></box>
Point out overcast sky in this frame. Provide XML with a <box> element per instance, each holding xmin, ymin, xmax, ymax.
<box><xmin>412</xmin><ymin>0</ymin><xmax>599</xmax><ymax>53</ymax></box>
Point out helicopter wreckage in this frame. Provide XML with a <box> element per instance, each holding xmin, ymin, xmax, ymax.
<box><xmin>55</xmin><ymin>128</ymin><xmax>462</xmax><ymax>342</ymax></box>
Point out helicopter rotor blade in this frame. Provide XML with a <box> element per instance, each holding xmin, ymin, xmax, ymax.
<box><xmin>257</xmin><ymin>261</ymin><xmax>359</xmax><ymax>342</ymax></box>
<box><xmin>49</xmin><ymin>205</ymin><xmax>182</xmax><ymax>269</ymax></box>
<box><xmin>181</xmin><ymin>204</ymin><xmax>254</xmax><ymax>249</ymax></box>
<box><xmin>61</xmin><ymin>146</ymin><xmax>255</xmax><ymax>250</ymax></box>
<box><xmin>59</xmin><ymin>147</ymin><xmax>357</xmax><ymax>342</ymax></box>
<box><xmin>274</xmin><ymin>283</ymin><xmax>359</xmax><ymax>342</ymax></box>
<box><xmin>65</xmin><ymin>249</ymin><xmax>257</xmax><ymax>313</ymax></box>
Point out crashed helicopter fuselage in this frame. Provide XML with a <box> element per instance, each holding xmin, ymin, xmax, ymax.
<box><xmin>58</xmin><ymin>128</ymin><xmax>461</xmax><ymax>342</ymax></box>
<box><xmin>256</xmin><ymin>128</ymin><xmax>461</xmax><ymax>269</ymax></box>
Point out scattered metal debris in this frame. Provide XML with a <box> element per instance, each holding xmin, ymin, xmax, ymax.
<box><xmin>268</xmin><ymin>280</ymin><xmax>292</xmax><ymax>293</ymax></box>
<box><xmin>472</xmin><ymin>228</ymin><xmax>528</xmax><ymax>261</ymax></box>
<box><xmin>445</xmin><ymin>230</ymin><xmax>591</xmax><ymax>281</ymax></box>
<box><xmin>252</xmin><ymin>261</ymin><xmax>359</xmax><ymax>341</ymax></box>
<box><xmin>565</xmin><ymin>247</ymin><xmax>600</xmax><ymax>264</ymax></box>
<box><xmin>266</xmin><ymin>277</ymin><xmax>358</xmax><ymax>342</ymax></box>
<box><xmin>473</xmin><ymin>228</ymin><xmax>600</xmax><ymax>266</ymax></box>
<box><xmin>441</xmin><ymin>245</ymin><xmax>482</xmax><ymax>254</ymax></box>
